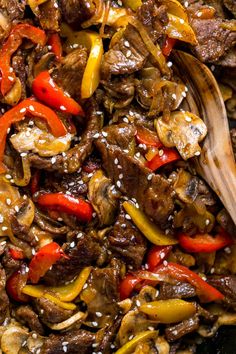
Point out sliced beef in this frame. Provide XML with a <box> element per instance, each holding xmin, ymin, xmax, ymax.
<box><xmin>29</xmin><ymin>98</ymin><xmax>101</xmax><ymax>174</ymax></box>
<box><xmin>101</xmin><ymin>1</ymin><xmax>168</xmax><ymax>78</ymax></box>
<box><xmin>2</xmin><ymin>248</ymin><xmax>22</xmax><ymax>276</ymax></box>
<box><xmin>108</xmin><ymin>209</ymin><xmax>147</xmax><ymax>269</ymax></box>
<box><xmin>15</xmin><ymin>305</ymin><xmax>45</xmax><ymax>335</ymax></box>
<box><xmin>165</xmin><ymin>315</ymin><xmax>199</xmax><ymax>342</ymax></box>
<box><xmin>208</xmin><ymin>276</ymin><xmax>236</xmax><ymax>308</ymax></box>
<box><xmin>0</xmin><ymin>0</ymin><xmax>25</xmax><ymax>21</ymax></box>
<box><xmin>38</xmin><ymin>0</ymin><xmax>61</xmax><ymax>31</ymax></box>
<box><xmin>60</xmin><ymin>0</ymin><xmax>95</xmax><ymax>26</ymax></box>
<box><xmin>35</xmin><ymin>297</ymin><xmax>73</xmax><ymax>324</ymax></box>
<box><xmin>0</xmin><ymin>267</ymin><xmax>9</xmax><ymax>324</ymax></box>
<box><xmin>53</xmin><ymin>47</ymin><xmax>88</xmax><ymax>98</ymax></box>
<box><xmin>95</xmin><ymin>125</ymin><xmax>174</xmax><ymax>225</ymax></box>
<box><xmin>159</xmin><ymin>282</ymin><xmax>196</xmax><ymax>300</ymax></box>
<box><xmin>12</xmin><ymin>53</ymin><xmax>27</xmax><ymax>100</ymax></box>
<box><xmin>84</xmin><ymin>267</ymin><xmax>120</xmax><ymax>327</ymax></box>
<box><xmin>41</xmin><ymin>329</ymin><xmax>96</xmax><ymax>354</ymax></box>
<box><xmin>191</xmin><ymin>18</ymin><xmax>236</xmax><ymax>63</ymax></box>
<box><xmin>43</xmin><ymin>233</ymin><xmax>101</xmax><ymax>285</ymax></box>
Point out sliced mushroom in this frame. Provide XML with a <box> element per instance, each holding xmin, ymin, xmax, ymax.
<box><xmin>173</xmin><ymin>50</ymin><xmax>236</xmax><ymax>225</ymax></box>
<box><xmin>1</xmin><ymin>326</ymin><xmax>28</xmax><ymax>354</ymax></box>
<box><xmin>2</xmin><ymin>78</ymin><xmax>22</xmax><ymax>106</ymax></box>
<box><xmin>88</xmin><ymin>170</ymin><xmax>120</xmax><ymax>226</ymax></box>
<box><xmin>155</xmin><ymin>111</ymin><xmax>207</xmax><ymax>160</ymax></box>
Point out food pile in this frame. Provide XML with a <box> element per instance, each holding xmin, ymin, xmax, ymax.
<box><xmin>0</xmin><ymin>0</ymin><xmax>235</xmax><ymax>353</ymax></box>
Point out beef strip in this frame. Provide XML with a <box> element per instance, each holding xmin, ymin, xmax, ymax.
<box><xmin>2</xmin><ymin>248</ymin><xmax>22</xmax><ymax>276</ymax></box>
<box><xmin>29</xmin><ymin>98</ymin><xmax>101</xmax><ymax>174</ymax></box>
<box><xmin>53</xmin><ymin>47</ymin><xmax>88</xmax><ymax>98</ymax></box>
<box><xmin>165</xmin><ymin>315</ymin><xmax>199</xmax><ymax>342</ymax></box>
<box><xmin>84</xmin><ymin>267</ymin><xmax>120</xmax><ymax>327</ymax></box>
<box><xmin>208</xmin><ymin>276</ymin><xmax>236</xmax><ymax>308</ymax></box>
<box><xmin>95</xmin><ymin>125</ymin><xmax>174</xmax><ymax>225</ymax></box>
<box><xmin>41</xmin><ymin>329</ymin><xmax>96</xmax><ymax>354</ymax></box>
<box><xmin>159</xmin><ymin>282</ymin><xmax>196</xmax><ymax>300</ymax></box>
<box><xmin>15</xmin><ymin>305</ymin><xmax>45</xmax><ymax>335</ymax></box>
<box><xmin>12</xmin><ymin>53</ymin><xmax>27</xmax><ymax>100</ymax></box>
<box><xmin>0</xmin><ymin>0</ymin><xmax>25</xmax><ymax>21</ymax></box>
<box><xmin>0</xmin><ymin>267</ymin><xmax>9</xmax><ymax>324</ymax></box>
<box><xmin>38</xmin><ymin>0</ymin><xmax>61</xmax><ymax>31</ymax></box>
<box><xmin>43</xmin><ymin>233</ymin><xmax>101</xmax><ymax>285</ymax></box>
<box><xmin>60</xmin><ymin>0</ymin><xmax>95</xmax><ymax>27</ymax></box>
<box><xmin>101</xmin><ymin>1</ymin><xmax>168</xmax><ymax>78</ymax></box>
<box><xmin>190</xmin><ymin>18</ymin><xmax>236</xmax><ymax>63</ymax></box>
<box><xmin>108</xmin><ymin>209</ymin><xmax>147</xmax><ymax>269</ymax></box>
<box><xmin>34</xmin><ymin>297</ymin><xmax>73</xmax><ymax>323</ymax></box>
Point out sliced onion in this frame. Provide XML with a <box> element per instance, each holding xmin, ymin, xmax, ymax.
<box><xmin>45</xmin><ymin>311</ymin><xmax>87</xmax><ymax>330</ymax></box>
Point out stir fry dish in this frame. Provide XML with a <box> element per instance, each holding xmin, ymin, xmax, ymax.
<box><xmin>0</xmin><ymin>0</ymin><xmax>236</xmax><ymax>353</ymax></box>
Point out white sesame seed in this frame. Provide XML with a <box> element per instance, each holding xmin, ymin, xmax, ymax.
<box><xmin>129</xmin><ymin>335</ymin><xmax>134</xmax><ymax>340</ymax></box>
<box><xmin>2</xmin><ymin>226</ymin><xmax>8</xmax><ymax>231</ymax></box>
<box><xmin>114</xmin><ymin>158</ymin><xmax>118</xmax><ymax>165</ymax></box>
<box><xmin>29</xmin><ymin>105</ymin><xmax>35</xmax><ymax>111</ymax></box>
<box><xmin>0</xmin><ymin>215</ymin><xmax>3</xmax><ymax>223</ymax></box>
<box><xmin>124</xmin><ymin>40</ymin><xmax>130</xmax><ymax>47</ymax></box>
<box><xmin>116</xmin><ymin>181</ymin><xmax>121</xmax><ymax>188</ymax></box>
<box><xmin>26</xmin><ymin>131</ymin><xmax>31</xmax><ymax>137</ymax></box>
<box><xmin>167</xmin><ymin>61</ymin><xmax>173</xmax><ymax>67</ymax></box>
<box><xmin>111</xmin><ymin>344</ymin><xmax>115</xmax><ymax>349</ymax></box>
<box><xmin>160</xmin><ymin>252</ymin><xmax>165</xmax><ymax>259</ymax></box>
<box><xmin>51</xmin><ymin>157</ymin><xmax>56</xmax><ymax>164</ymax></box>
<box><xmin>123</xmin><ymin>117</ymin><xmax>129</xmax><ymax>123</ymax></box>
<box><xmin>20</xmin><ymin>108</ymin><xmax>27</xmax><ymax>113</ymax></box>
<box><xmin>125</xmin><ymin>214</ymin><xmax>131</xmax><ymax>220</ymax></box>
<box><xmin>159</xmin><ymin>149</ymin><xmax>164</xmax><ymax>156</ymax></box>
<box><xmin>123</xmin><ymin>149</ymin><xmax>129</xmax><ymax>153</ymax></box>
<box><xmin>205</xmin><ymin>219</ymin><xmax>210</xmax><ymax>225</ymax></box>
<box><xmin>210</xmin><ymin>268</ymin><xmax>215</xmax><ymax>274</ymax></box>
<box><xmin>5</xmin><ymin>174</ymin><xmax>12</xmax><ymax>179</ymax></box>
<box><xmin>136</xmin><ymin>300</ymin><xmax>141</xmax><ymax>307</ymax></box>
<box><xmin>210</xmin><ymin>65</ymin><xmax>215</xmax><ymax>71</ymax></box>
<box><xmin>163</xmin><ymin>260</ymin><xmax>168</xmax><ymax>266</ymax></box>
<box><xmin>72</xmin><ymin>43</ymin><xmax>79</xmax><ymax>48</ymax></box>
<box><xmin>185</xmin><ymin>116</ymin><xmax>192</xmax><ymax>122</ymax></box>
<box><xmin>20</xmin><ymin>152</ymin><xmax>28</xmax><ymax>157</ymax></box>
<box><xmin>102</xmin><ymin>131</ymin><xmax>108</xmax><ymax>137</ymax></box>
<box><xmin>194</xmin><ymin>151</ymin><xmax>201</xmax><ymax>156</ymax></box>
<box><xmin>182</xmin><ymin>91</ymin><xmax>187</xmax><ymax>97</ymax></box>
<box><xmin>70</xmin><ymin>241</ymin><xmax>75</xmax><ymax>248</ymax></box>
<box><xmin>119</xmin><ymin>173</ymin><xmax>123</xmax><ymax>179</ymax></box>
<box><xmin>95</xmin><ymin>311</ymin><xmax>102</xmax><ymax>317</ymax></box>
<box><xmin>60</xmin><ymin>105</ymin><xmax>66</xmax><ymax>111</ymax></box>
<box><xmin>126</xmin><ymin>50</ymin><xmax>132</xmax><ymax>58</ymax></box>
<box><xmin>54</xmin><ymin>2</ymin><xmax>58</xmax><ymax>8</ymax></box>
<box><xmin>6</xmin><ymin>198</ymin><xmax>11</xmax><ymax>206</ymax></box>
<box><xmin>77</xmin><ymin>232</ymin><xmax>83</xmax><ymax>238</ymax></box>
<box><xmin>148</xmin><ymin>326</ymin><xmax>155</xmax><ymax>331</ymax></box>
<box><xmin>92</xmin><ymin>321</ymin><xmax>98</xmax><ymax>326</ymax></box>
<box><xmin>172</xmin><ymin>330</ymin><xmax>178</xmax><ymax>336</ymax></box>
<box><xmin>224</xmin><ymin>247</ymin><xmax>231</xmax><ymax>254</ymax></box>
<box><xmin>32</xmin><ymin>333</ymin><xmax>37</xmax><ymax>339</ymax></box>
<box><xmin>8</xmin><ymin>76</ymin><xmax>14</xmax><ymax>82</ymax></box>
<box><xmin>184</xmin><ymin>1</ymin><xmax>189</xmax><ymax>7</ymax></box>
<box><xmin>147</xmin><ymin>174</ymin><xmax>153</xmax><ymax>181</ymax></box>
<box><xmin>197</xmin><ymin>11</ymin><xmax>202</xmax><ymax>17</ymax></box>
<box><xmin>62</xmin><ymin>346</ymin><xmax>67</xmax><ymax>353</ymax></box>
<box><xmin>62</xmin><ymin>342</ymin><xmax>69</xmax><ymax>346</ymax></box>
<box><xmin>93</xmin><ymin>133</ymin><xmax>100</xmax><ymax>139</ymax></box>
<box><xmin>172</xmin><ymin>93</ymin><xmax>177</xmax><ymax>100</ymax></box>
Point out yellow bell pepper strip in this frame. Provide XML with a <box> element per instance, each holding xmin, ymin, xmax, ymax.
<box><xmin>22</xmin><ymin>267</ymin><xmax>91</xmax><ymax>302</ymax></box>
<box><xmin>159</xmin><ymin>0</ymin><xmax>188</xmax><ymax>22</ymax></box>
<box><xmin>42</xmin><ymin>294</ymin><xmax>76</xmax><ymax>310</ymax></box>
<box><xmin>61</xmin><ymin>24</ymin><xmax>103</xmax><ymax>99</ymax></box>
<box><xmin>166</xmin><ymin>14</ymin><xmax>198</xmax><ymax>45</ymax></box>
<box><xmin>0</xmin><ymin>23</ymin><xmax>47</xmax><ymax>96</ymax></box>
<box><xmin>140</xmin><ymin>299</ymin><xmax>196</xmax><ymax>324</ymax></box>
<box><xmin>122</xmin><ymin>0</ymin><xmax>142</xmax><ymax>11</ymax></box>
<box><xmin>115</xmin><ymin>330</ymin><xmax>157</xmax><ymax>354</ymax></box>
<box><xmin>123</xmin><ymin>201</ymin><xmax>178</xmax><ymax>246</ymax></box>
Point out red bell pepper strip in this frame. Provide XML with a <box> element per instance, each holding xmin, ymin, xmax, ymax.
<box><xmin>0</xmin><ymin>23</ymin><xmax>46</xmax><ymax>96</ymax></box>
<box><xmin>29</xmin><ymin>242</ymin><xmax>68</xmax><ymax>284</ymax></box>
<box><xmin>147</xmin><ymin>245</ymin><xmax>172</xmax><ymax>271</ymax></box>
<box><xmin>9</xmin><ymin>248</ymin><xmax>24</xmax><ymax>260</ymax></box>
<box><xmin>0</xmin><ymin>99</ymin><xmax>67</xmax><ymax>173</ymax></box>
<box><xmin>48</xmin><ymin>33</ymin><xmax>62</xmax><ymax>61</ymax></box>
<box><xmin>135</xmin><ymin>126</ymin><xmax>162</xmax><ymax>147</ymax></box>
<box><xmin>37</xmin><ymin>193</ymin><xmax>93</xmax><ymax>223</ymax></box>
<box><xmin>162</xmin><ymin>37</ymin><xmax>177</xmax><ymax>57</ymax></box>
<box><xmin>30</xmin><ymin>170</ymin><xmax>41</xmax><ymax>195</ymax></box>
<box><xmin>32</xmin><ymin>71</ymin><xmax>85</xmax><ymax>116</ymax></box>
<box><xmin>146</xmin><ymin>147</ymin><xmax>180</xmax><ymax>171</ymax></box>
<box><xmin>119</xmin><ymin>274</ymin><xmax>143</xmax><ymax>300</ymax></box>
<box><xmin>156</xmin><ymin>262</ymin><xmax>224</xmax><ymax>303</ymax></box>
<box><xmin>6</xmin><ymin>265</ymin><xmax>30</xmax><ymax>302</ymax></box>
<box><xmin>178</xmin><ymin>229</ymin><xmax>233</xmax><ymax>253</ymax></box>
